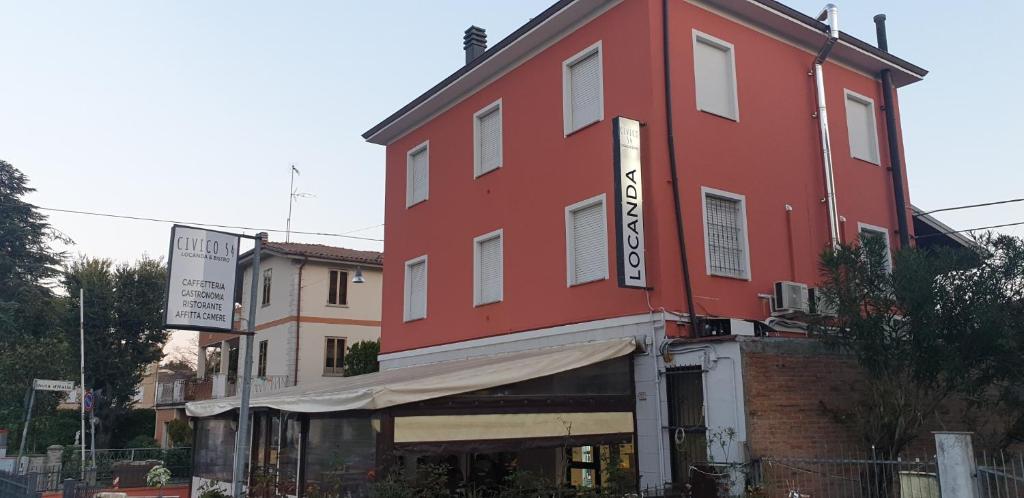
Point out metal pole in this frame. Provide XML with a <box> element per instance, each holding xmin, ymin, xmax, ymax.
<box><xmin>17</xmin><ymin>385</ymin><xmax>35</xmax><ymax>467</ymax></box>
<box><xmin>286</xmin><ymin>167</ymin><xmax>295</xmax><ymax>242</ymax></box>
<box><xmin>90</xmin><ymin>415</ymin><xmax>96</xmax><ymax>470</ymax></box>
<box><xmin>80</xmin><ymin>288</ymin><xmax>86</xmax><ymax>480</ymax></box>
<box><xmin>231</xmin><ymin>234</ymin><xmax>263</xmax><ymax>498</ymax></box>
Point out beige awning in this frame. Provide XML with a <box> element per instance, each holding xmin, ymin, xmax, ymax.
<box><xmin>186</xmin><ymin>337</ymin><xmax>636</xmax><ymax>418</ymax></box>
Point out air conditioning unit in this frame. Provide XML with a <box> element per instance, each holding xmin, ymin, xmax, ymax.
<box><xmin>808</xmin><ymin>288</ymin><xmax>838</xmax><ymax>316</ymax></box>
<box><xmin>772</xmin><ymin>281</ymin><xmax>809</xmax><ymax>315</ymax></box>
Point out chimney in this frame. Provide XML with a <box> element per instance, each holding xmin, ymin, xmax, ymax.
<box><xmin>258</xmin><ymin>232</ymin><xmax>269</xmax><ymax>243</ymax></box>
<box><xmin>463</xmin><ymin>26</ymin><xmax>487</xmax><ymax>64</ymax></box>
<box><xmin>873</xmin><ymin>14</ymin><xmax>888</xmax><ymax>51</ymax></box>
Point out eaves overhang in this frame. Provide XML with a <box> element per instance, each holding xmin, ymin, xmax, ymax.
<box><xmin>363</xmin><ymin>0</ymin><xmax>927</xmax><ymax>147</ymax></box>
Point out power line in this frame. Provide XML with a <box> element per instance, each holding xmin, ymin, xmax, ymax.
<box><xmin>915</xmin><ymin>220</ymin><xmax>1024</xmax><ymax>239</ymax></box>
<box><xmin>914</xmin><ymin>198</ymin><xmax>1024</xmax><ymax>217</ymax></box>
<box><xmin>33</xmin><ymin>205</ymin><xmax>384</xmax><ymax>242</ymax></box>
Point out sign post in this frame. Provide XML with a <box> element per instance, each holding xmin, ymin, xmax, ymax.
<box><xmin>613</xmin><ymin>116</ymin><xmax>648</xmax><ymax>288</ymax></box>
<box><xmin>162</xmin><ymin>224</ymin><xmax>256</xmax><ymax>498</ymax></box>
<box><xmin>18</xmin><ymin>379</ymin><xmax>76</xmax><ymax>466</ymax></box>
<box><xmin>231</xmin><ymin>235</ymin><xmax>261</xmax><ymax>498</ymax></box>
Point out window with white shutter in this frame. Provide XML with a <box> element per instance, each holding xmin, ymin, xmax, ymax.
<box><xmin>404</xmin><ymin>256</ymin><xmax>428</xmax><ymax>321</ymax></box>
<box><xmin>845</xmin><ymin>90</ymin><xmax>880</xmax><ymax>164</ymax></box>
<box><xmin>565</xmin><ymin>194</ymin><xmax>608</xmax><ymax>286</ymax></box>
<box><xmin>693</xmin><ymin>31</ymin><xmax>738</xmax><ymax>121</ymax></box>
<box><xmin>474</xmin><ymin>100</ymin><xmax>502</xmax><ymax>177</ymax></box>
<box><xmin>406</xmin><ymin>142</ymin><xmax>429</xmax><ymax>207</ymax></box>
<box><xmin>562</xmin><ymin>42</ymin><xmax>604</xmax><ymax>135</ymax></box>
<box><xmin>858</xmin><ymin>223</ymin><xmax>892</xmax><ymax>270</ymax></box>
<box><xmin>473</xmin><ymin>229</ymin><xmax>503</xmax><ymax>306</ymax></box>
<box><xmin>702</xmin><ymin>187</ymin><xmax>750</xmax><ymax>279</ymax></box>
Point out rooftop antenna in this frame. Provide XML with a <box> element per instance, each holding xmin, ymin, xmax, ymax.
<box><xmin>286</xmin><ymin>164</ymin><xmax>314</xmax><ymax>242</ymax></box>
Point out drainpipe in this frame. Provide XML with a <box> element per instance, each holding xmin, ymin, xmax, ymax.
<box><xmin>662</xmin><ymin>0</ymin><xmax>700</xmax><ymax>336</ymax></box>
<box><xmin>874</xmin><ymin>14</ymin><xmax>911</xmax><ymax>248</ymax></box>
<box><xmin>293</xmin><ymin>257</ymin><xmax>307</xmax><ymax>386</ymax></box>
<box><xmin>812</xmin><ymin>4</ymin><xmax>841</xmax><ymax>249</ymax></box>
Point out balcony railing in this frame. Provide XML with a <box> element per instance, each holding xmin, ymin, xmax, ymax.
<box><xmin>156</xmin><ymin>374</ymin><xmax>291</xmax><ymax>405</ymax></box>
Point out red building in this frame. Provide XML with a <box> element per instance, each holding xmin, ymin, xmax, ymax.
<box><xmin>363</xmin><ymin>0</ymin><xmax>939</xmax><ymax>492</ymax></box>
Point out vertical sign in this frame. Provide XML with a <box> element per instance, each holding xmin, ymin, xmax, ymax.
<box><xmin>164</xmin><ymin>225</ymin><xmax>240</xmax><ymax>332</ymax></box>
<box><xmin>613</xmin><ymin>117</ymin><xmax>648</xmax><ymax>288</ymax></box>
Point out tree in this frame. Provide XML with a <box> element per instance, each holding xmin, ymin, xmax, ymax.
<box><xmin>813</xmin><ymin>234</ymin><xmax>1024</xmax><ymax>456</ymax></box>
<box><xmin>63</xmin><ymin>256</ymin><xmax>170</xmax><ymax>448</ymax></box>
<box><xmin>344</xmin><ymin>340</ymin><xmax>380</xmax><ymax>377</ymax></box>
<box><xmin>0</xmin><ymin>159</ymin><xmax>71</xmax><ymax>451</ymax></box>
<box><xmin>166</xmin><ymin>418</ymin><xmax>193</xmax><ymax>447</ymax></box>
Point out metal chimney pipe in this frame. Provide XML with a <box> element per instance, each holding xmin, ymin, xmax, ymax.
<box><xmin>813</xmin><ymin>4</ymin><xmax>842</xmax><ymax>249</ymax></box>
<box><xmin>873</xmin><ymin>14</ymin><xmax>888</xmax><ymax>51</ymax></box>
<box><xmin>874</xmin><ymin>14</ymin><xmax>911</xmax><ymax>247</ymax></box>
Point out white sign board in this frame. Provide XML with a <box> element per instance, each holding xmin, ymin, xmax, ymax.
<box><xmin>164</xmin><ymin>225</ymin><xmax>240</xmax><ymax>332</ymax></box>
<box><xmin>613</xmin><ymin>117</ymin><xmax>648</xmax><ymax>288</ymax></box>
<box><xmin>33</xmin><ymin>379</ymin><xmax>75</xmax><ymax>392</ymax></box>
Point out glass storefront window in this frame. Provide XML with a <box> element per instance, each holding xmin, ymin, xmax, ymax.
<box><xmin>194</xmin><ymin>417</ymin><xmax>236</xmax><ymax>482</ymax></box>
<box><xmin>304</xmin><ymin>415</ymin><xmax>379</xmax><ymax>498</ymax></box>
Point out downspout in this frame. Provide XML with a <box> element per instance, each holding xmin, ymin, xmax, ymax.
<box><xmin>812</xmin><ymin>4</ymin><xmax>841</xmax><ymax>249</ymax></box>
<box><xmin>293</xmin><ymin>257</ymin><xmax>307</xmax><ymax>386</ymax></box>
<box><xmin>662</xmin><ymin>0</ymin><xmax>700</xmax><ymax>336</ymax></box>
<box><xmin>874</xmin><ymin>14</ymin><xmax>911</xmax><ymax>248</ymax></box>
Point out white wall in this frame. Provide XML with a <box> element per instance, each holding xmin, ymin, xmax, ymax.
<box><xmin>238</xmin><ymin>257</ymin><xmax>382</xmax><ymax>386</ymax></box>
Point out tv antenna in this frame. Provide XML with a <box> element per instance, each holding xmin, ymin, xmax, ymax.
<box><xmin>286</xmin><ymin>165</ymin><xmax>314</xmax><ymax>242</ymax></box>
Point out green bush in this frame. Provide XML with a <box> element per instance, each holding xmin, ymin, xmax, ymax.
<box><xmin>125</xmin><ymin>435</ymin><xmax>158</xmax><ymax>448</ymax></box>
<box><xmin>109</xmin><ymin>409</ymin><xmax>156</xmax><ymax>448</ymax></box>
<box><xmin>166</xmin><ymin>419</ymin><xmax>192</xmax><ymax>447</ymax></box>
<box><xmin>344</xmin><ymin>340</ymin><xmax>380</xmax><ymax>377</ymax></box>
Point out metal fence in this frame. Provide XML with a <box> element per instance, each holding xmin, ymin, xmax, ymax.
<box><xmin>38</xmin><ymin>447</ymin><xmax>192</xmax><ymax>491</ymax></box>
<box><xmin>0</xmin><ymin>471</ymin><xmax>40</xmax><ymax>498</ymax></box>
<box><xmin>976</xmin><ymin>451</ymin><xmax>1024</xmax><ymax>498</ymax></box>
<box><xmin>753</xmin><ymin>455</ymin><xmax>941</xmax><ymax>498</ymax></box>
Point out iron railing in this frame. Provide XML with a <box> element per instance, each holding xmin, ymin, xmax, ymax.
<box><xmin>976</xmin><ymin>450</ymin><xmax>1024</xmax><ymax>498</ymax></box>
<box><xmin>0</xmin><ymin>471</ymin><xmax>40</xmax><ymax>498</ymax></box>
<box><xmin>49</xmin><ymin>448</ymin><xmax>192</xmax><ymax>491</ymax></box>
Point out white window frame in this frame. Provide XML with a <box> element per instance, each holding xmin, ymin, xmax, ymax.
<box><xmin>844</xmin><ymin>89</ymin><xmax>881</xmax><ymax>165</ymax></box>
<box><xmin>473</xmin><ymin>229</ymin><xmax>504</xmax><ymax>306</ymax></box>
<box><xmin>857</xmin><ymin>222</ymin><xmax>893</xmax><ymax>270</ymax></box>
<box><xmin>323</xmin><ymin>336</ymin><xmax>346</xmax><ymax>376</ymax></box>
<box><xmin>406</xmin><ymin>140</ymin><xmax>430</xmax><ymax>207</ymax></box>
<box><xmin>562</xmin><ymin>41</ymin><xmax>604</xmax><ymax>136</ymax></box>
<box><xmin>701</xmin><ymin>186</ymin><xmax>752</xmax><ymax>280</ymax></box>
<box><xmin>403</xmin><ymin>255</ymin><xmax>428</xmax><ymax>322</ymax></box>
<box><xmin>564</xmin><ymin>193</ymin><xmax>609</xmax><ymax>287</ymax></box>
<box><xmin>473</xmin><ymin>99</ymin><xmax>503</xmax><ymax>177</ymax></box>
<box><xmin>692</xmin><ymin>30</ymin><xmax>739</xmax><ymax>121</ymax></box>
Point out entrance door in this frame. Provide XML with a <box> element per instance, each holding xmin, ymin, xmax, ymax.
<box><xmin>666</xmin><ymin>367</ymin><xmax>710</xmax><ymax>493</ymax></box>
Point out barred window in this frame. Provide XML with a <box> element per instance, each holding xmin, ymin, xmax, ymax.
<box><xmin>703</xmin><ymin>189</ymin><xmax>749</xmax><ymax>279</ymax></box>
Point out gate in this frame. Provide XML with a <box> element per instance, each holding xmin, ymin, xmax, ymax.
<box><xmin>0</xmin><ymin>472</ymin><xmax>40</xmax><ymax>498</ymax></box>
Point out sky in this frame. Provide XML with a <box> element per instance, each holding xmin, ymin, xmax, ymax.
<box><xmin>2</xmin><ymin>1</ymin><xmax>1022</xmax><ymax>354</ymax></box>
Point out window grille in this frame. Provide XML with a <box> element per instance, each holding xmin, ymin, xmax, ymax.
<box><xmin>705</xmin><ymin>195</ymin><xmax>746</xmax><ymax>277</ymax></box>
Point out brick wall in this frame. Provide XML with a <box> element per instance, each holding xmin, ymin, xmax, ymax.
<box><xmin>742</xmin><ymin>341</ymin><xmax>863</xmax><ymax>458</ymax></box>
<box><xmin>739</xmin><ymin>338</ymin><xmax>971</xmax><ymax>459</ymax></box>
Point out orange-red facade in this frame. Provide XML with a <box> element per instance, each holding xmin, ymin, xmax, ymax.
<box><xmin>374</xmin><ymin>0</ymin><xmax>916</xmax><ymax>353</ymax></box>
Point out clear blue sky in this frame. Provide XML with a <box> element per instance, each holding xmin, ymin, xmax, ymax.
<box><xmin>2</xmin><ymin>0</ymin><xmax>1021</xmax><ymax>263</ymax></box>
